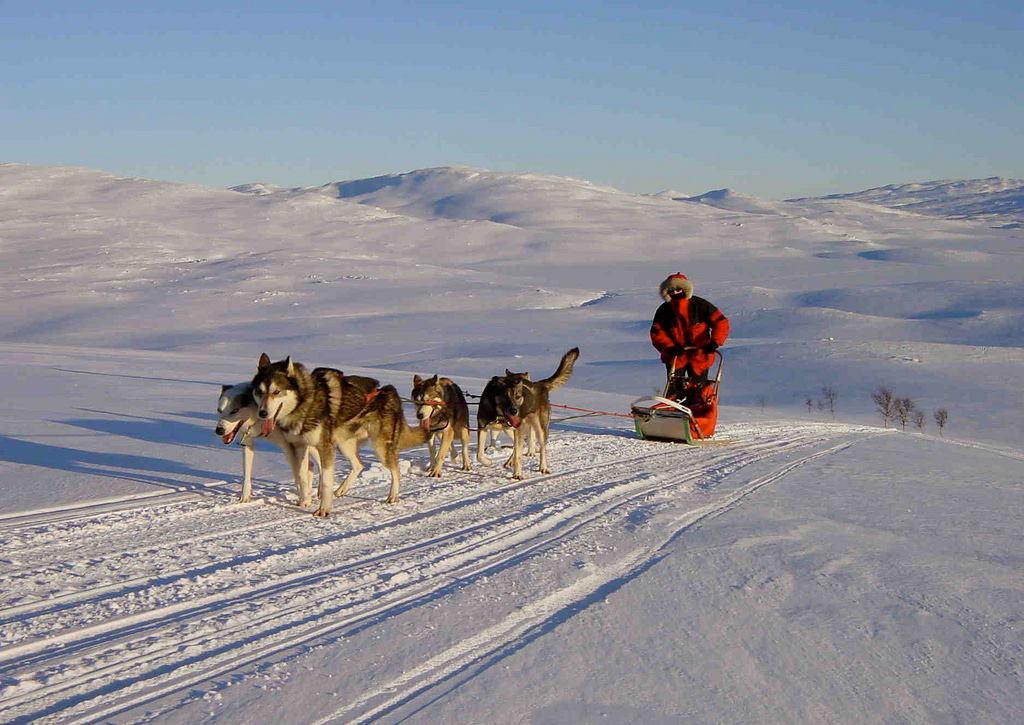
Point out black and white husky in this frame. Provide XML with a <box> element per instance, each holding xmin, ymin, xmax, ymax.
<box><xmin>215</xmin><ymin>382</ymin><xmax>318</xmax><ymax>504</ymax></box>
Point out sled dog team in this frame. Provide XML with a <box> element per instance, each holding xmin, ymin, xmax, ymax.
<box><xmin>215</xmin><ymin>348</ymin><xmax>580</xmax><ymax>517</ymax></box>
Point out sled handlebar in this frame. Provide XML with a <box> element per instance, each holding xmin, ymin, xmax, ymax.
<box><xmin>668</xmin><ymin>348</ymin><xmax>723</xmax><ymax>377</ymax></box>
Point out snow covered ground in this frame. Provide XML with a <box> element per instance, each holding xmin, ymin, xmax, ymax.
<box><xmin>0</xmin><ymin>163</ymin><xmax>1022</xmax><ymax>723</ymax></box>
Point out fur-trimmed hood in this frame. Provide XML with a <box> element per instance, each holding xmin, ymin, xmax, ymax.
<box><xmin>659</xmin><ymin>273</ymin><xmax>693</xmax><ymax>301</ymax></box>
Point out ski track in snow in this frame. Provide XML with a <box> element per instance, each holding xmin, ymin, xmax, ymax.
<box><xmin>0</xmin><ymin>423</ymin><xmax>877</xmax><ymax>724</ymax></box>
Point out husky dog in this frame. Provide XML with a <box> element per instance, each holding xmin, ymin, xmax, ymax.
<box><xmin>477</xmin><ymin>375</ymin><xmax>524</xmax><ymax>465</ymax></box>
<box><xmin>478</xmin><ymin>348</ymin><xmax>579</xmax><ymax>480</ymax></box>
<box><xmin>215</xmin><ymin>382</ymin><xmax>319</xmax><ymax>503</ymax></box>
<box><xmin>476</xmin><ymin>371</ymin><xmax>539</xmax><ymax>466</ymax></box>
<box><xmin>251</xmin><ymin>354</ymin><xmax>428</xmax><ymax>517</ymax></box>
<box><xmin>411</xmin><ymin>374</ymin><xmax>472</xmax><ymax>477</ymax></box>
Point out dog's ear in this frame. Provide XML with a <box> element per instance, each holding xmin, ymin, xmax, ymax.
<box><xmin>429</xmin><ymin>374</ymin><xmax>438</xmax><ymax>385</ymax></box>
<box><xmin>285</xmin><ymin>356</ymin><xmax>294</xmax><ymax>375</ymax></box>
<box><xmin>413</xmin><ymin>374</ymin><xmax>422</xmax><ymax>386</ymax></box>
<box><xmin>258</xmin><ymin>353</ymin><xmax>271</xmax><ymax>370</ymax></box>
<box><xmin>221</xmin><ymin>384</ymin><xmax>231</xmax><ymax>393</ymax></box>
<box><xmin>523</xmin><ymin>373</ymin><xmax>531</xmax><ymax>380</ymax></box>
<box><xmin>505</xmin><ymin>368</ymin><xmax>514</xmax><ymax>377</ymax></box>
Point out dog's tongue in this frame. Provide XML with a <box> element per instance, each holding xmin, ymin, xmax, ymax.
<box><xmin>221</xmin><ymin>430</ymin><xmax>236</xmax><ymax>445</ymax></box>
<box><xmin>506</xmin><ymin>414</ymin><xmax>522</xmax><ymax>429</ymax></box>
<box><xmin>419</xmin><ymin>418</ymin><xmax>432</xmax><ymax>432</ymax></box>
<box><xmin>261</xmin><ymin>418</ymin><xmax>275</xmax><ymax>437</ymax></box>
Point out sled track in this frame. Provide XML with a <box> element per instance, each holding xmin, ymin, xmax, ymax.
<box><xmin>0</xmin><ymin>490</ymin><xmax>199</xmax><ymax>532</ymax></box>
<box><xmin>321</xmin><ymin>438</ymin><xmax>864</xmax><ymax>724</ymax></box>
<box><xmin>0</xmin><ymin>425</ymin><xmax>873</xmax><ymax>724</ymax></box>
<box><xmin>0</xmin><ymin>441</ymin><xmax>690</xmax><ymax>617</ymax></box>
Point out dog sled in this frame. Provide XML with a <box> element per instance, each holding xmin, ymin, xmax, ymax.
<box><xmin>631</xmin><ymin>350</ymin><xmax>723</xmax><ymax>445</ymax></box>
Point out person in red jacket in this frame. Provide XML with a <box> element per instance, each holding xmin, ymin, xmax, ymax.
<box><xmin>650</xmin><ymin>273</ymin><xmax>730</xmax><ymax>381</ymax></box>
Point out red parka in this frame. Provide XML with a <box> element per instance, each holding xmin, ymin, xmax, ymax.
<box><xmin>650</xmin><ymin>293</ymin><xmax>730</xmax><ymax>376</ymax></box>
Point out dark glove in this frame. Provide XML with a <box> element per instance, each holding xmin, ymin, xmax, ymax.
<box><xmin>704</xmin><ymin>342</ymin><xmax>719</xmax><ymax>354</ymax></box>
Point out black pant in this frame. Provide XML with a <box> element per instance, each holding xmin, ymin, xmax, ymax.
<box><xmin>665</xmin><ymin>363</ymin><xmax>707</xmax><ymax>383</ymax></box>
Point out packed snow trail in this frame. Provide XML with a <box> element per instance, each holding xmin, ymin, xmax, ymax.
<box><xmin>0</xmin><ymin>422</ymin><xmax>878</xmax><ymax>724</ymax></box>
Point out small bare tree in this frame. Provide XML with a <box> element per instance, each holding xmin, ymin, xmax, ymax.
<box><xmin>893</xmin><ymin>397</ymin><xmax>915</xmax><ymax>431</ymax></box>
<box><xmin>871</xmin><ymin>386</ymin><xmax>895</xmax><ymax>427</ymax></box>
<box><xmin>821</xmin><ymin>385</ymin><xmax>838</xmax><ymax>419</ymax></box>
<box><xmin>934</xmin><ymin>408</ymin><xmax>949</xmax><ymax>436</ymax></box>
<box><xmin>805</xmin><ymin>398</ymin><xmax>814</xmax><ymax>414</ymax></box>
<box><xmin>913</xmin><ymin>409</ymin><xmax>926</xmax><ymax>432</ymax></box>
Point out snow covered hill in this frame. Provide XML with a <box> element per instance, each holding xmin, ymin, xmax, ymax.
<box><xmin>3</xmin><ymin>162</ymin><xmax>1024</xmax><ymax>441</ymax></box>
<box><xmin>1</xmin><ymin>161</ymin><xmax>1023</xmax><ymax>723</ymax></box>
<box><xmin>676</xmin><ymin>188</ymin><xmax>787</xmax><ymax>215</ymax></box>
<box><xmin>794</xmin><ymin>177</ymin><xmax>1024</xmax><ymax>227</ymax></box>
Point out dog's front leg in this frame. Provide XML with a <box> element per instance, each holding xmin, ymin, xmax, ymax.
<box><xmin>426</xmin><ymin>432</ymin><xmax>437</xmax><ymax>471</ymax></box>
<box><xmin>476</xmin><ymin>427</ymin><xmax>493</xmax><ymax>466</ymax></box>
<box><xmin>284</xmin><ymin>443</ymin><xmax>312</xmax><ymax>507</ymax></box>
<box><xmin>313</xmin><ymin>442</ymin><xmax>336</xmax><ymax>517</ymax></box>
<box><xmin>459</xmin><ymin>425</ymin><xmax>472</xmax><ymax>471</ymax></box>
<box><xmin>240</xmin><ymin>440</ymin><xmax>254</xmax><ymax>503</ymax></box>
<box><xmin>429</xmin><ymin>426</ymin><xmax>455</xmax><ymax>477</ymax></box>
<box><xmin>511</xmin><ymin>425</ymin><xmax>524</xmax><ymax>480</ymax></box>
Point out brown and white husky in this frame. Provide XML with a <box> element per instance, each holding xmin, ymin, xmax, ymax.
<box><xmin>411</xmin><ymin>374</ymin><xmax>472</xmax><ymax>477</ymax></box>
<box><xmin>250</xmin><ymin>354</ymin><xmax>428</xmax><ymax>517</ymax></box>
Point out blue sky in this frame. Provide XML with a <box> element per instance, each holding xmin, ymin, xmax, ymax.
<box><xmin>2</xmin><ymin>1</ymin><xmax>1021</xmax><ymax>198</ymax></box>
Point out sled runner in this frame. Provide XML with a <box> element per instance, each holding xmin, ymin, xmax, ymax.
<box><xmin>631</xmin><ymin>350</ymin><xmax>723</xmax><ymax>444</ymax></box>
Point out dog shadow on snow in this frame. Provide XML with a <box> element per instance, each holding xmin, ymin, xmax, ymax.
<box><xmin>0</xmin><ymin>407</ymin><xmax>248</xmax><ymax>497</ymax></box>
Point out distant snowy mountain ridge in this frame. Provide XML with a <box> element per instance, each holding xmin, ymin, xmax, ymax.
<box><xmin>793</xmin><ymin>176</ymin><xmax>1024</xmax><ymax>226</ymax></box>
<box><xmin>229</xmin><ymin>167</ymin><xmax>1023</xmax><ymax>226</ymax></box>
<box><xmin>676</xmin><ymin>188</ymin><xmax>786</xmax><ymax>216</ymax></box>
<box><xmin>228</xmin><ymin>182</ymin><xmax>282</xmax><ymax>195</ymax></box>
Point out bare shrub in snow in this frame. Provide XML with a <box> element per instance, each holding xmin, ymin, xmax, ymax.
<box><xmin>913</xmin><ymin>410</ymin><xmax>926</xmax><ymax>432</ymax></box>
<box><xmin>821</xmin><ymin>385</ymin><xmax>838</xmax><ymax>419</ymax></box>
<box><xmin>934</xmin><ymin>408</ymin><xmax>949</xmax><ymax>436</ymax></box>
<box><xmin>872</xmin><ymin>386</ymin><xmax>895</xmax><ymax>427</ymax></box>
<box><xmin>893</xmin><ymin>397</ymin><xmax>915</xmax><ymax>431</ymax></box>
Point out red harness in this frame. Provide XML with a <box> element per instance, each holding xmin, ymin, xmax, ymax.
<box><xmin>336</xmin><ymin>371</ymin><xmax>382</xmax><ymax>408</ymax></box>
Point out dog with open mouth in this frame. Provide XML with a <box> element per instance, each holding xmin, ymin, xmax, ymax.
<box><xmin>477</xmin><ymin>347</ymin><xmax>579</xmax><ymax>479</ymax></box>
<box><xmin>214</xmin><ymin>381</ymin><xmax>318</xmax><ymax>504</ymax></box>
<box><xmin>411</xmin><ymin>374</ymin><xmax>472</xmax><ymax>477</ymax></box>
<box><xmin>251</xmin><ymin>354</ymin><xmax>428</xmax><ymax>517</ymax></box>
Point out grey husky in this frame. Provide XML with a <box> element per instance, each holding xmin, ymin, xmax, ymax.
<box><xmin>251</xmin><ymin>354</ymin><xmax>429</xmax><ymax>517</ymax></box>
<box><xmin>215</xmin><ymin>382</ymin><xmax>320</xmax><ymax>503</ymax></box>
<box><xmin>477</xmin><ymin>348</ymin><xmax>579</xmax><ymax>479</ymax></box>
<box><xmin>411</xmin><ymin>374</ymin><xmax>472</xmax><ymax>477</ymax></box>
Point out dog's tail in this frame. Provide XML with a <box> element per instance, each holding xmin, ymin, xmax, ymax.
<box><xmin>363</xmin><ymin>385</ymin><xmax>430</xmax><ymax>451</ymax></box>
<box><xmin>537</xmin><ymin>347</ymin><xmax>580</xmax><ymax>392</ymax></box>
<box><xmin>382</xmin><ymin>385</ymin><xmax>431</xmax><ymax>450</ymax></box>
<box><xmin>399</xmin><ymin>420</ymin><xmax>430</xmax><ymax>450</ymax></box>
